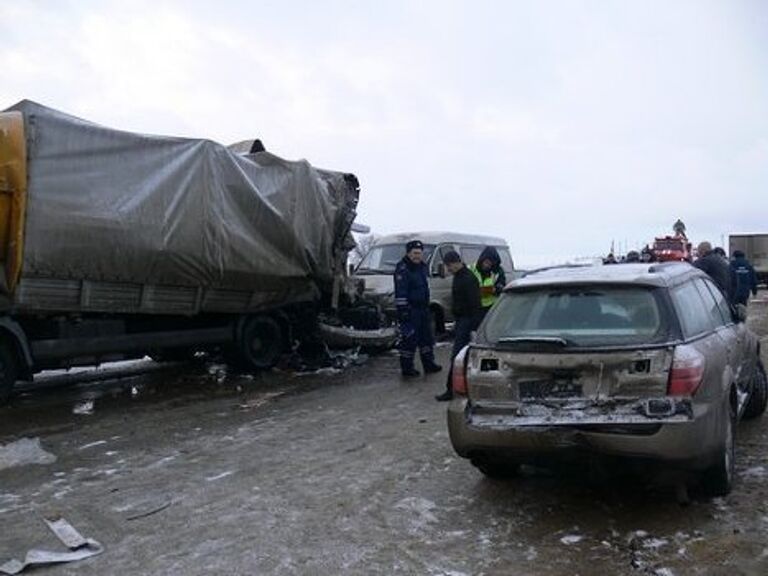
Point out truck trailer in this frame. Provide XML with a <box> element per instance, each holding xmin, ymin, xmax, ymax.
<box><xmin>0</xmin><ymin>101</ymin><xmax>363</xmax><ymax>402</ymax></box>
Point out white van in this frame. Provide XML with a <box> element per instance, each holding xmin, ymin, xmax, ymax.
<box><xmin>353</xmin><ymin>232</ymin><xmax>514</xmax><ymax>333</ymax></box>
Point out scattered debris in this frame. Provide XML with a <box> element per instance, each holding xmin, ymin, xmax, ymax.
<box><xmin>72</xmin><ymin>400</ymin><xmax>94</xmax><ymax>415</ymax></box>
<box><xmin>125</xmin><ymin>501</ymin><xmax>173</xmax><ymax>522</ymax></box>
<box><xmin>78</xmin><ymin>440</ymin><xmax>107</xmax><ymax>451</ymax></box>
<box><xmin>560</xmin><ymin>534</ymin><xmax>583</xmax><ymax>545</ymax></box>
<box><xmin>0</xmin><ymin>517</ymin><xmax>103</xmax><ymax>575</ymax></box>
<box><xmin>206</xmin><ymin>471</ymin><xmax>235</xmax><ymax>482</ymax></box>
<box><xmin>0</xmin><ymin>438</ymin><xmax>56</xmax><ymax>471</ymax></box>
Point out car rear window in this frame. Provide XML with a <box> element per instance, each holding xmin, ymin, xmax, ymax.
<box><xmin>479</xmin><ymin>286</ymin><xmax>670</xmax><ymax>347</ymax></box>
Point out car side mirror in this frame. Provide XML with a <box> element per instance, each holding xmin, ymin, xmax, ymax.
<box><xmin>436</xmin><ymin>263</ymin><xmax>446</xmax><ymax>278</ymax></box>
<box><xmin>348</xmin><ymin>263</ymin><xmax>355</xmax><ymax>276</ymax></box>
<box><xmin>733</xmin><ymin>304</ymin><xmax>747</xmax><ymax>323</ymax></box>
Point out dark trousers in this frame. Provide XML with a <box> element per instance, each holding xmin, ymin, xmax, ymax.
<box><xmin>444</xmin><ymin>316</ymin><xmax>475</xmax><ymax>391</ymax></box>
<box><xmin>399</xmin><ymin>306</ymin><xmax>436</xmax><ymax>372</ymax></box>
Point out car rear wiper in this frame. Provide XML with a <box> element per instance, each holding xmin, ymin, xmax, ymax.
<box><xmin>497</xmin><ymin>336</ymin><xmax>569</xmax><ymax>347</ymax></box>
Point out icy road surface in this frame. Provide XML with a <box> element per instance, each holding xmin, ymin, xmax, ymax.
<box><xmin>1</xmin><ymin>297</ymin><xmax>768</xmax><ymax>575</ymax></box>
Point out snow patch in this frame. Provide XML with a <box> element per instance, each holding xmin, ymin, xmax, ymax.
<box><xmin>395</xmin><ymin>497</ymin><xmax>438</xmax><ymax>533</ymax></box>
<box><xmin>0</xmin><ymin>438</ymin><xmax>56</xmax><ymax>470</ymax></box>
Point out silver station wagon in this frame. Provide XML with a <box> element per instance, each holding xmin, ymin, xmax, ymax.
<box><xmin>448</xmin><ymin>263</ymin><xmax>766</xmax><ymax>495</ymax></box>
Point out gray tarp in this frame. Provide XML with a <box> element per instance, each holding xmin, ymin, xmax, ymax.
<box><xmin>2</xmin><ymin>101</ymin><xmax>358</xmax><ymax>309</ymax></box>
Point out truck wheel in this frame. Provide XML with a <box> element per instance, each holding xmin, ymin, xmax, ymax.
<box><xmin>237</xmin><ymin>316</ymin><xmax>284</xmax><ymax>371</ymax></box>
<box><xmin>743</xmin><ymin>360</ymin><xmax>768</xmax><ymax>419</ymax></box>
<box><xmin>702</xmin><ymin>407</ymin><xmax>735</xmax><ymax>497</ymax></box>
<box><xmin>0</xmin><ymin>342</ymin><xmax>19</xmax><ymax>405</ymax></box>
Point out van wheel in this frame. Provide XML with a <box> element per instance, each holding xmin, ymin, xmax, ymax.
<box><xmin>0</xmin><ymin>342</ymin><xmax>19</xmax><ymax>405</ymax></box>
<box><xmin>237</xmin><ymin>316</ymin><xmax>284</xmax><ymax>371</ymax></box>
<box><xmin>471</xmin><ymin>454</ymin><xmax>521</xmax><ymax>479</ymax></box>
<box><xmin>702</xmin><ymin>407</ymin><xmax>735</xmax><ymax>497</ymax></box>
<box><xmin>743</xmin><ymin>360</ymin><xmax>768</xmax><ymax>419</ymax></box>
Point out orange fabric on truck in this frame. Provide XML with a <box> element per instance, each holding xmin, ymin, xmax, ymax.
<box><xmin>0</xmin><ymin>111</ymin><xmax>27</xmax><ymax>292</ymax></box>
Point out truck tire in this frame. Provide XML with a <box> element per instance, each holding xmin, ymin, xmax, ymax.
<box><xmin>702</xmin><ymin>406</ymin><xmax>735</xmax><ymax>497</ymax></box>
<box><xmin>0</xmin><ymin>342</ymin><xmax>19</xmax><ymax>405</ymax></box>
<box><xmin>743</xmin><ymin>360</ymin><xmax>768</xmax><ymax>420</ymax></box>
<box><xmin>237</xmin><ymin>316</ymin><xmax>284</xmax><ymax>371</ymax></box>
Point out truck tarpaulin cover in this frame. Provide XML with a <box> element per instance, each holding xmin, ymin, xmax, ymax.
<box><xmin>2</xmin><ymin>101</ymin><xmax>358</xmax><ymax>310</ymax></box>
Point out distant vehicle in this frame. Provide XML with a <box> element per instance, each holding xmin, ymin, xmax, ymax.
<box><xmin>729</xmin><ymin>234</ymin><xmax>768</xmax><ymax>287</ymax></box>
<box><xmin>352</xmin><ymin>232</ymin><xmax>514</xmax><ymax>333</ymax></box>
<box><xmin>652</xmin><ymin>235</ymin><xmax>692</xmax><ymax>262</ymax></box>
<box><xmin>448</xmin><ymin>262</ymin><xmax>766</xmax><ymax>496</ymax></box>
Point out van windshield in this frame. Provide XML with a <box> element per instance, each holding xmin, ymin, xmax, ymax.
<box><xmin>479</xmin><ymin>286</ymin><xmax>670</xmax><ymax>347</ymax></box>
<box><xmin>356</xmin><ymin>244</ymin><xmax>435</xmax><ymax>274</ymax></box>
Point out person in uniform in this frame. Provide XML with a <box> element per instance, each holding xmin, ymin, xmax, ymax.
<box><xmin>394</xmin><ymin>240</ymin><xmax>442</xmax><ymax>378</ymax></box>
<box><xmin>730</xmin><ymin>250</ymin><xmax>758</xmax><ymax>306</ymax></box>
<box><xmin>471</xmin><ymin>246</ymin><xmax>507</xmax><ymax>320</ymax></box>
<box><xmin>436</xmin><ymin>250</ymin><xmax>482</xmax><ymax>402</ymax></box>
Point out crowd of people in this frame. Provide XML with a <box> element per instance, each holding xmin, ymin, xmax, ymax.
<box><xmin>605</xmin><ymin>242</ymin><xmax>759</xmax><ymax>307</ymax></box>
<box><xmin>393</xmin><ymin>240</ymin><xmax>505</xmax><ymax>401</ymax></box>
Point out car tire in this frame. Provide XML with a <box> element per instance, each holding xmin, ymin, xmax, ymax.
<box><xmin>743</xmin><ymin>360</ymin><xmax>768</xmax><ymax>420</ymax></box>
<box><xmin>471</xmin><ymin>454</ymin><xmax>521</xmax><ymax>479</ymax></box>
<box><xmin>0</xmin><ymin>342</ymin><xmax>19</xmax><ymax>405</ymax></box>
<box><xmin>702</xmin><ymin>407</ymin><xmax>735</xmax><ymax>497</ymax></box>
<box><xmin>237</xmin><ymin>315</ymin><xmax>285</xmax><ymax>371</ymax></box>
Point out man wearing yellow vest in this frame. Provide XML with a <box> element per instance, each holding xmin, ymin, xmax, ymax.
<box><xmin>471</xmin><ymin>246</ymin><xmax>507</xmax><ymax>320</ymax></box>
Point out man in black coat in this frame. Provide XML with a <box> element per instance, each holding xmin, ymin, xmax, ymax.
<box><xmin>694</xmin><ymin>241</ymin><xmax>734</xmax><ymax>303</ymax></box>
<box><xmin>436</xmin><ymin>250</ymin><xmax>483</xmax><ymax>402</ymax></box>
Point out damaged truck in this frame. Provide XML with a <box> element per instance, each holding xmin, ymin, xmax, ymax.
<box><xmin>0</xmin><ymin>101</ymin><xmax>391</xmax><ymax>403</ymax></box>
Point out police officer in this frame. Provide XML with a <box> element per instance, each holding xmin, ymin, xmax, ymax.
<box><xmin>730</xmin><ymin>250</ymin><xmax>758</xmax><ymax>306</ymax></box>
<box><xmin>471</xmin><ymin>246</ymin><xmax>507</xmax><ymax>320</ymax></box>
<box><xmin>436</xmin><ymin>250</ymin><xmax>482</xmax><ymax>402</ymax></box>
<box><xmin>394</xmin><ymin>240</ymin><xmax>442</xmax><ymax>378</ymax></box>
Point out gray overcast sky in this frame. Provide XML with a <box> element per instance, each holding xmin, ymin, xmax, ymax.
<box><xmin>2</xmin><ymin>0</ymin><xmax>766</xmax><ymax>267</ymax></box>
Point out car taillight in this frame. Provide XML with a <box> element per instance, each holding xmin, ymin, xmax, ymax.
<box><xmin>452</xmin><ymin>346</ymin><xmax>470</xmax><ymax>395</ymax></box>
<box><xmin>668</xmin><ymin>345</ymin><xmax>705</xmax><ymax>396</ymax></box>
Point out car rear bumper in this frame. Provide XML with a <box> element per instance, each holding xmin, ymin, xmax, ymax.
<box><xmin>447</xmin><ymin>396</ymin><xmax>726</xmax><ymax>470</ymax></box>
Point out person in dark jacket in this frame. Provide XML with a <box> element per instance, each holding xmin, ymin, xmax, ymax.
<box><xmin>394</xmin><ymin>240</ymin><xmax>442</xmax><ymax>378</ymax></box>
<box><xmin>436</xmin><ymin>250</ymin><xmax>482</xmax><ymax>402</ymax></box>
<box><xmin>470</xmin><ymin>246</ymin><xmax>507</xmax><ymax>320</ymax></box>
<box><xmin>694</xmin><ymin>241</ymin><xmax>734</xmax><ymax>302</ymax></box>
<box><xmin>731</xmin><ymin>250</ymin><xmax>758</xmax><ymax>306</ymax></box>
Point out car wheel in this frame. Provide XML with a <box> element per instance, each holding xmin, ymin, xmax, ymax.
<box><xmin>471</xmin><ymin>454</ymin><xmax>521</xmax><ymax>479</ymax></box>
<box><xmin>702</xmin><ymin>407</ymin><xmax>735</xmax><ymax>497</ymax></box>
<box><xmin>237</xmin><ymin>315</ymin><xmax>285</xmax><ymax>371</ymax></box>
<box><xmin>0</xmin><ymin>342</ymin><xmax>19</xmax><ymax>405</ymax></box>
<box><xmin>743</xmin><ymin>360</ymin><xmax>768</xmax><ymax>419</ymax></box>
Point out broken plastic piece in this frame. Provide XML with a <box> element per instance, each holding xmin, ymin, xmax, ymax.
<box><xmin>0</xmin><ymin>517</ymin><xmax>103</xmax><ymax>575</ymax></box>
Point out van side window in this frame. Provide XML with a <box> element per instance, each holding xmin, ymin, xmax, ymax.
<box><xmin>460</xmin><ymin>246</ymin><xmax>483</xmax><ymax>267</ymax></box>
<box><xmin>432</xmin><ymin>245</ymin><xmax>456</xmax><ymax>276</ymax></box>
<box><xmin>671</xmin><ymin>281</ymin><xmax>715</xmax><ymax>338</ymax></box>
<box><xmin>694</xmin><ymin>278</ymin><xmax>727</xmax><ymax>328</ymax></box>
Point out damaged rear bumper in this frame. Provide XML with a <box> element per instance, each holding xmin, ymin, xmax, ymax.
<box><xmin>447</xmin><ymin>396</ymin><xmax>722</xmax><ymax>468</ymax></box>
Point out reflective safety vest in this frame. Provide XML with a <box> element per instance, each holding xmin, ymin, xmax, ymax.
<box><xmin>471</xmin><ymin>266</ymin><xmax>499</xmax><ymax>308</ymax></box>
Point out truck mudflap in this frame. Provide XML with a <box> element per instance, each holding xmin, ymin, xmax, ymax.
<box><xmin>468</xmin><ymin>396</ymin><xmax>694</xmax><ymax>429</ymax></box>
